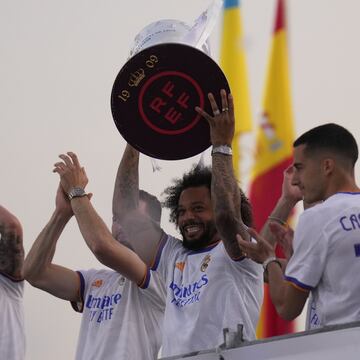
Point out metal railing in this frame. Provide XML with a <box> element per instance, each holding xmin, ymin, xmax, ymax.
<box><xmin>161</xmin><ymin>321</ymin><xmax>360</xmax><ymax>360</ymax></box>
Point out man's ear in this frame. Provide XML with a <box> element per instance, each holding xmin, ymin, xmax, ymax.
<box><xmin>323</xmin><ymin>158</ymin><xmax>335</xmax><ymax>176</ymax></box>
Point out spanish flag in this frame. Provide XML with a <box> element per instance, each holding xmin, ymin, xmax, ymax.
<box><xmin>220</xmin><ymin>0</ymin><xmax>253</xmax><ymax>177</ymax></box>
<box><xmin>249</xmin><ymin>0</ymin><xmax>295</xmax><ymax>337</ymax></box>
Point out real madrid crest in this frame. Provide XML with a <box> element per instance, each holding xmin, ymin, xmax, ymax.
<box><xmin>118</xmin><ymin>276</ymin><xmax>126</xmax><ymax>287</ymax></box>
<box><xmin>200</xmin><ymin>254</ymin><xmax>211</xmax><ymax>272</ymax></box>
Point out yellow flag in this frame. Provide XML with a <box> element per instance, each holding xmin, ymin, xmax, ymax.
<box><xmin>220</xmin><ymin>0</ymin><xmax>253</xmax><ymax>176</ymax></box>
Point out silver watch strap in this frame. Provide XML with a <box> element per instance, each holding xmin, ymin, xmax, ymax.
<box><xmin>68</xmin><ymin>187</ymin><xmax>87</xmax><ymax>200</ymax></box>
<box><xmin>211</xmin><ymin>145</ymin><xmax>233</xmax><ymax>156</ymax></box>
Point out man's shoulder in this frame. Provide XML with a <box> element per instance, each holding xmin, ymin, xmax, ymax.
<box><xmin>154</xmin><ymin>233</ymin><xmax>184</xmax><ymax>265</ymax></box>
<box><xmin>0</xmin><ymin>271</ymin><xmax>24</xmax><ymax>284</ymax></box>
<box><xmin>0</xmin><ymin>272</ymin><xmax>24</xmax><ymax>297</ymax></box>
<box><xmin>163</xmin><ymin>234</ymin><xmax>183</xmax><ymax>250</ymax></box>
<box><xmin>77</xmin><ymin>268</ymin><xmax>120</xmax><ymax>282</ymax></box>
<box><xmin>299</xmin><ymin>201</ymin><xmax>328</xmax><ymax>225</ymax></box>
<box><xmin>316</xmin><ymin>192</ymin><xmax>360</xmax><ymax>211</ymax></box>
<box><xmin>300</xmin><ymin>193</ymin><xmax>360</xmax><ymax>225</ymax></box>
<box><xmin>78</xmin><ymin>268</ymin><xmax>129</xmax><ymax>299</ymax></box>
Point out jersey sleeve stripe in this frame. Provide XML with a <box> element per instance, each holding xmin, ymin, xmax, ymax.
<box><xmin>284</xmin><ymin>275</ymin><xmax>313</xmax><ymax>292</ymax></box>
<box><xmin>0</xmin><ymin>271</ymin><xmax>24</xmax><ymax>282</ymax></box>
<box><xmin>150</xmin><ymin>232</ymin><xmax>168</xmax><ymax>271</ymax></box>
<box><xmin>138</xmin><ymin>267</ymin><xmax>151</xmax><ymax>289</ymax></box>
<box><xmin>70</xmin><ymin>271</ymin><xmax>85</xmax><ymax>313</ymax></box>
<box><xmin>230</xmin><ymin>255</ymin><xmax>247</xmax><ymax>262</ymax></box>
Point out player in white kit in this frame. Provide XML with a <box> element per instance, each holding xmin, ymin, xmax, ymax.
<box><xmin>238</xmin><ymin>123</ymin><xmax>360</xmax><ymax>329</ymax></box>
<box><xmin>140</xmin><ymin>197</ymin><xmax>263</xmax><ymax>356</ymax></box>
<box><xmin>24</xmin><ymin>149</ymin><xmax>166</xmax><ymax>360</ymax></box>
<box><xmin>0</xmin><ymin>205</ymin><xmax>26</xmax><ymax>360</ymax></box>
<box><xmin>144</xmin><ymin>90</ymin><xmax>263</xmax><ymax>356</ymax></box>
<box><xmin>48</xmin><ymin>90</ymin><xmax>263</xmax><ymax>357</ymax></box>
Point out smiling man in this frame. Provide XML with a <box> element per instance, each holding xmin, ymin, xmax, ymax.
<box><xmin>47</xmin><ymin>90</ymin><xmax>263</xmax><ymax>358</ymax></box>
<box><xmin>156</xmin><ymin>163</ymin><xmax>262</xmax><ymax>356</ymax></box>
<box><xmin>129</xmin><ymin>90</ymin><xmax>263</xmax><ymax>356</ymax></box>
<box><xmin>238</xmin><ymin>123</ymin><xmax>360</xmax><ymax>329</ymax></box>
<box><xmin>140</xmin><ymin>90</ymin><xmax>263</xmax><ymax>356</ymax></box>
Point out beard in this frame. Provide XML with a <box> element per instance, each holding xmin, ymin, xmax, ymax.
<box><xmin>180</xmin><ymin>220</ymin><xmax>218</xmax><ymax>251</ymax></box>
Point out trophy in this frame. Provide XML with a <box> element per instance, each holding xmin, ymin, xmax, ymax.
<box><xmin>111</xmin><ymin>0</ymin><xmax>229</xmax><ymax>160</ymax></box>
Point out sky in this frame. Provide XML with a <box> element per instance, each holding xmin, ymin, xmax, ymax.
<box><xmin>1</xmin><ymin>0</ymin><xmax>360</xmax><ymax>359</ymax></box>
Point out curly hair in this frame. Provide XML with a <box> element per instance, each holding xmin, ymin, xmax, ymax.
<box><xmin>162</xmin><ymin>165</ymin><xmax>253</xmax><ymax>227</ymax></box>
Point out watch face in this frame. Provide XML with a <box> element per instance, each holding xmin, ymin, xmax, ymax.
<box><xmin>69</xmin><ymin>187</ymin><xmax>86</xmax><ymax>199</ymax></box>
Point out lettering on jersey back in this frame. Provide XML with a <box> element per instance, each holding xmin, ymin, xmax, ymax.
<box><xmin>354</xmin><ymin>244</ymin><xmax>360</xmax><ymax>257</ymax></box>
<box><xmin>339</xmin><ymin>214</ymin><xmax>360</xmax><ymax>257</ymax></box>
<box><xmin>339</xmin><ymin>214</ymin><xmax>360</xmax><ymax>231</ymax></box>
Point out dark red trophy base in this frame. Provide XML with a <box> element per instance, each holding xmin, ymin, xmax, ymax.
<box><xmin>111</xmin><ymin>43</ymin><xmax>230</xmax><ymax>160</ymax></box>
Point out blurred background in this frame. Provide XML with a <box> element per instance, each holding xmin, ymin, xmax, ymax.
<box><xmin>1</xmin><ymin>0</ymin><xmax>360</xmax><ymax>358</ymax></box>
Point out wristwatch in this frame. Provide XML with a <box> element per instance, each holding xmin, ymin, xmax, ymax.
<box><xmin>68</xmin><ymin>187</ymin><xmax>87</xmax><ymax>200</ymax></box>
<box><xmin>211</xmin><ymin>145</ymin><xmax>233</xmax><ymax>156</ymax></box>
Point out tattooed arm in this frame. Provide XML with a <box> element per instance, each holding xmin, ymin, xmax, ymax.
<box><xmin>112</xmin><ymin>144</ymin><xmax>163</xmax><ymax>266</ymax></box>
<box><xmin>211</xmin><ymin>155</ymin><xmax>247</xmax><ymax>259</ymax></box>
<box><xmin>0</xmin><ymin>205</ymin><xmax>24</xmax><ymax>279</ymax></box>
<box><xmin>24</xmin><ymin>186</ymin><xmax>81</xmax><ymax>301</ymax></box>
<box><xmin>112</xmin><ymin>144</ymin><xmax>140</xmax><ymax>230</ymax></box>
<box><xmin>196</xmin><ymin>90</ymin><xmax>247</xmax><ymax>259</ymax></box>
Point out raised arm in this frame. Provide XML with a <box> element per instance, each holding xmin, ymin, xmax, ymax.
<box><xmin>0</xmin><ymin>205</ymin><xmax>24</xmax><ymax>279</ymax></box>
<box><xmin>112</xmin><ymin>144</ymin><xmax>163</xmax><ymax>265</ymax></box>
<box><xmin>53</xmin><ymin>152</ymin><xmax>147</xmax><ymax>285</ymax></box>
<box><xmin>196</xmin><ymin>90</ymin><xmax>247</xmax><ymax>259</ymax></box>
<box><xmin>112</xmin><ymin>144</ymin><xmax>140</xmax><ymax>235</ymax></box>
<box><xmin>24</xmin><ymin>186</ymin><xmax>81</xmax><ymax>302</ymax></box>
<box><xmin>260</xmin><ymin>166</ymin><xmax>302</xmax><ymax>249</ymax></box>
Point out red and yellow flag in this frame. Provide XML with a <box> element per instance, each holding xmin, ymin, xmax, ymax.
<box><xmin>220</xmin><ymin>0</ymin><xmax>253</xmax><ymax>177</ymax></box>
<box><xmin>249</xmin><ymin>0</ymin><xmax>295</xmax><ymax>338</ymax></box>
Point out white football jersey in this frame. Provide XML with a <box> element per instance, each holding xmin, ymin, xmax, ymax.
<box><xmin>0</xmin><ymin>273</ymin><xmax>25</xmax><ymax>360</ymax></box>
<box><xmin>285</xmin><ymin>192</ymin><xmax>360</xmax><ymax>329</ymax></box>
<box><xmin>72</xmin><ymin>268</ymin><xmax>165</xmax><ymax>360</ymax></box>
<box><xmin>140</xmin><ymin>235</ymin><xmax>263</xmax><ymax>357</ymax></box>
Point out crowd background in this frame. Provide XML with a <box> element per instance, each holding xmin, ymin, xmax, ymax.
<box><xmin>1</xmin><ymin>0</ymin><xmax>360</xmax><ymax>359</ymax></box>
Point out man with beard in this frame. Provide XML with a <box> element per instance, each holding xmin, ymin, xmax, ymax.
<box><xmin>148</xmin><ymin>164</ymin><xmax>263</xmax><ymax>356</ymax></box>
<box><xmin>49</xmin><ymin>89</ymin><xmax>263</xmax><ymax>357</ymax></box>
<box><xmin>136</xmin><ymin>91</ymin><xmax>262</xmax><ymax>357</ymax></box>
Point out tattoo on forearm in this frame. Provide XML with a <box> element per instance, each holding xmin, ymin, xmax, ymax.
<box><xmin>114</xmin><ymin>147</ymin><xmax>140</xmax><ymax>218</ymax></box>
<box><xmin>0</xmin><ymin>224</ymin><xmax>24</xmax><ymax>277</ymax></box>
<box><xmin>212</xmin><ymin>155</ymin><xmax>239</xmax><ymax>213</ymax></box>
<box><xmin>212</xmin><ymin>155</ymin><xmax>244</xmax><ymax>257</ymax></box>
